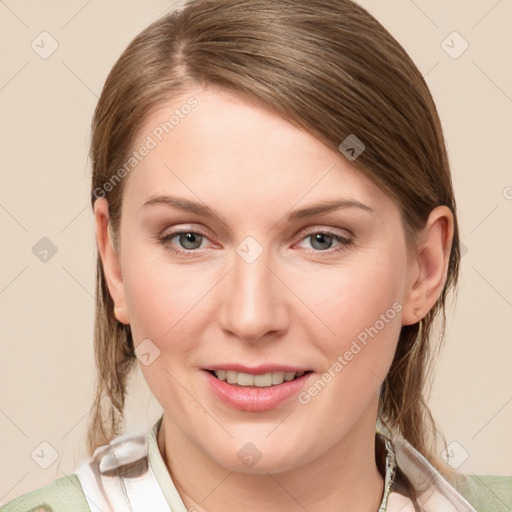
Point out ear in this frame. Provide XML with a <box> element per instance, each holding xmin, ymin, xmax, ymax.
<box><xmin>94</xmin><ymin>198</ymin><xmax>130</xmax><ymax>325</ymax></box>
<box><xmin>401</xmin><ymin>205</ymin><xmax>454</xmax><ymax>326</ymax></box>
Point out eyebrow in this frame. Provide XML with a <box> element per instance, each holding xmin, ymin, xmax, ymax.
<box><xmin>141</xmin><ymin>194</ymin><xmax>374</xmax><ymax>225</ymax></box>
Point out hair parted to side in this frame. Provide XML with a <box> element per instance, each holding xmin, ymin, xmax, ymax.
<box><xmin>88</xmin><ymin>0</ymin><xmax>460</xmax><ymax>485</ymax></box>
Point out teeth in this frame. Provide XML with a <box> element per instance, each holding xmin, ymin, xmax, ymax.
<box><xmin>272</xmin><ymin>372</ymin><xmax>284</xmax><ymax>385</ymax></box>
<box><xmin>226</xmin><ymin>370</ymin><xmax>238</xmax><ymax>384</ymax></box>
<box><xmin>213</xmin><ymin>370</ymin><xmax>305</xmax><ymax>387</ymax></box>
<box><xmin>238</xmin><ymin>372</ymin><xmax>255</xmax><ymax>386</ymax></box>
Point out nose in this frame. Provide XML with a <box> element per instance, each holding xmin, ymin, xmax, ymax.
<box><xmin>218</xmin><ymin>245</ymin><xmax>289</xmax><ymax>343</ymax></box>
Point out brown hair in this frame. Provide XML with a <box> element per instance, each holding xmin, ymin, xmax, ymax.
<box><xmin>87</xmin><ymin>0</ymin><xmax>460</xmax><ymax>487</ymax></box>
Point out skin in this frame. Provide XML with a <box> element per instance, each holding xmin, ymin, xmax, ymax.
<box><xmin>95</xmin><ymin>86</ymin><xmax>453</xmax><ymax>512</ymax></box>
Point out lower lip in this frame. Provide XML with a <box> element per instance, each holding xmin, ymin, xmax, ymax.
<box><xmin>203</xmin><ymin>370</ymin><xmax>312</xmax><ymax>412</ymax></box>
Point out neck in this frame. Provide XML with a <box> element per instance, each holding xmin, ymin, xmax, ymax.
<box><xmin>158</xmin><ymin>405</ymin><xmax>385</xmax><ymax>512</ymax></box>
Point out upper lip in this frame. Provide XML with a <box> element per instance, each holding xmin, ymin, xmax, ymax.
<box><xmin>204</xmin><ymin>363</ymin><xmax>311</xmax><ymax>374</ymax></box>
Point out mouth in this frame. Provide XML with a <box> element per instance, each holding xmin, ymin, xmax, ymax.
<box><xmin>205</xmin><ymin>369</ymin><xmax>313</xmax><ymax>388</ymax></box>
<box><xmin>202</xmin><ymin>367</ymin><xmax>314</xmax><ymax>412</ymax></box>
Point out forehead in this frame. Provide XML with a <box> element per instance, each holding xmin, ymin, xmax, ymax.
<box><xmin>122</xmin><ymin>87</ymin><xmax>394</xmax><ymax>219</ymax></box>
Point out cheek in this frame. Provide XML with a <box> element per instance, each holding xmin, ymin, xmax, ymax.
<box><xmin>120</xmin><ymin>251</ymin><xmax>204</xmax><ymax>406</ymax></box>
<box><xmin>294</xmin><ymin>246</ymin><xmax>408</xmax><ymax>385</ymax></box>
<box><xmin>301</xmin><ymin>252</ymin><xmax>406</xmax><ymax>336</ymax></box>
<box><xmin>120</xmin><ymin>244</ymin><xmax>217</xmax><ymax>355</ymax></box>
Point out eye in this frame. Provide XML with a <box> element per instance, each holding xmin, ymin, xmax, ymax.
<box><xmin>157</xmin><ymin>229</ymin><xmax>211</xmax><ymax>257</ymax></box>
<box><xmin>170</xmin><ymin>232</ymin><xmax>206</xmax><ymax>250</ymax></box>
<box><xmin>296</xmin><ymin>229</ymin><xmax>352</xmax><ymax>253</ymax></box>
<box><xmin>156</xmin><ymin>227</ymin><xmax>353</xmax><ymax>257</ymax></box>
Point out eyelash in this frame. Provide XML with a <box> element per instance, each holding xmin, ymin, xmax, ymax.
<box><xmin>156</xmin><ymin>227</ymin><xmax>353</xmax><ymax>258</ymax></box>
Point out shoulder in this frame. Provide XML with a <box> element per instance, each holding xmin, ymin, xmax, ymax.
<box><xmin>1</xmin><ymin>420</ymin><xmax>164</xmax><ymax>512</ymax></box>
<box><xmin>381</xmin><ymin>429</ymin><xmax>512</xmax><ymax>512</ymax></box>
<box><xmin>0</xmin><ymin>474</ymin><xmax>90</xmax><ymax>512</ymax></box>
<box><xmin>456</xmin><ymin>474</ymin><xmax>512</xmax><ymax>512</ymax></box>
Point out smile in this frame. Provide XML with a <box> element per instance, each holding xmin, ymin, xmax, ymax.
<box><xmin>209</xmin><ymin>370</ymin><xmax>307</xmax><ymax>387</ymax></box>
<box><xmin>203</xmin><ymin>369</ymin><xmax>313</xmax><ymax>412</ymax></box>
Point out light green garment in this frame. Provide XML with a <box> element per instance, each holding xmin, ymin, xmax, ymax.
<box><xmin>1</xmin><ymin>416</ymin><xmax>511</xmax><ymax>511</ymax></box>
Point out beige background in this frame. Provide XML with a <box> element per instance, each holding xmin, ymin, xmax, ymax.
<box><xmin>0</xmin><ymin>0</ymin><xmax>511</xmax><ymax>504</ymax></box>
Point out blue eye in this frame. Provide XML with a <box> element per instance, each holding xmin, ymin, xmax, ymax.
<box><xmin>298</xmin><ymin>230</ymin><xmax>352</xmax><ymax>253</ymax></box>
<box><xmin>156</xmin><ymin>228</ymin><xmax>352</xmax><ymax>257</ymax></box>
<box><xmin>158</xmin><ymin>231</ymin><xmax>208</xmax><ymax>256</ymax></box>
<box><xmin>170</xmin><ymin>232</ymin><xmax>205</xmax><ymax>250</ymax></box>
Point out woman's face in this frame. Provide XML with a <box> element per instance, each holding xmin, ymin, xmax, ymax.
<box><xmin>98</xmin><ymin>86</ymin><xmax>421</xmax><ymax>473</ymax></box>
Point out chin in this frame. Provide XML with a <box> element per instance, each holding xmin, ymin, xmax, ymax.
<box><xmin>204</xmin><ymin>436</ymin><xmax>314</xmax><ymax>475</ymax></box>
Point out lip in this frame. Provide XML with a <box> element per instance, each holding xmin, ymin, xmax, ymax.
<box><xmin>204</xmin><ymin>363</ymin><xmax>310</xmax><ymax>374</ymax></box>
<box><xmin>202</xmin><ymin>369</ymin><xmax>313</xmax><ymax>412</ymax></box>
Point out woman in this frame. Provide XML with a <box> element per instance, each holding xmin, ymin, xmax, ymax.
<box><xmin>2</xmin><ymin>0</ymin><xmax>510</xmax><ymax>511</ymax></box>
